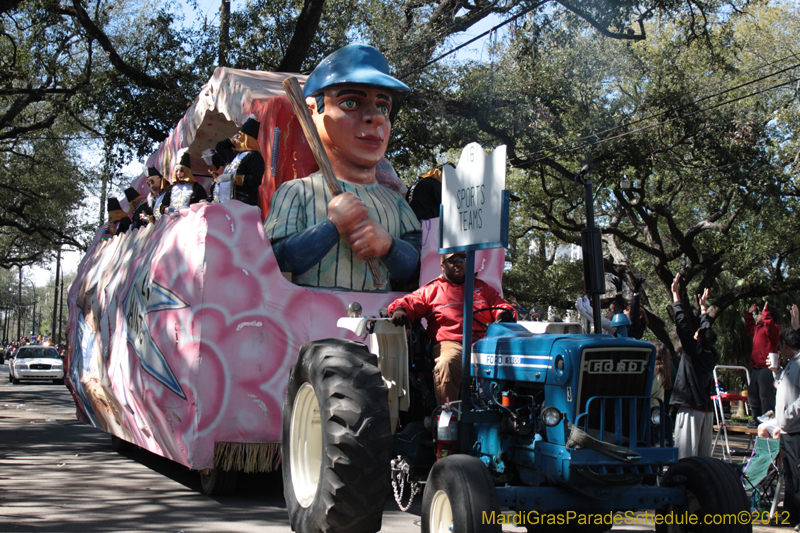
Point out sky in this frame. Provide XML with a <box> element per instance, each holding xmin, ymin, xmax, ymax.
<box><xmin>27</xmin><ymin>1</ymin><xmax>503</xmax><ymax>287</ymax></box>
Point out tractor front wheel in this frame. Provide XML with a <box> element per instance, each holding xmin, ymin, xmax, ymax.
<box><xmin>656</xmin><ymin>456</ymin><xmax>751</xmax><ymax>533</ymax></box>
<box><xmin>282</xmin><ymin>339</ymin><xmax>392</xmax><ymax>533</ymax></box>
<box><xmin>422</xmin><ymin>454</ymin><xmax>501</xmax><ymax>533</ymax></box>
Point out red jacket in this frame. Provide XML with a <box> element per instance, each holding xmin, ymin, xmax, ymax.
<box><xmin>388</xmin><ymin>276</ymin><xmax>515</xmax><ymax>344</ymax></box>
<box><xmin>746</xmin><ymin>309</ymin><xmax>780</xmax><ymax>369</ymax></box>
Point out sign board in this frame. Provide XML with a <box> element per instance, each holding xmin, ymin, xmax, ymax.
<box><xmin>440</xmin><ymin>143</ymin><xmax>508</xmax><ymax>252</ymax></box>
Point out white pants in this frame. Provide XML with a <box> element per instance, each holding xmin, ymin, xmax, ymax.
<box><xmin>673</xmin><ymin>406</ymin><xmax>714</xmax><ymax>459</ymax></box>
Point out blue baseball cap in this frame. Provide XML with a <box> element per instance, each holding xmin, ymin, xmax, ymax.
<box><xmin>303</xmin><ymin>44</ymin><xmax>410</xmax><ymax>97</ymax></box>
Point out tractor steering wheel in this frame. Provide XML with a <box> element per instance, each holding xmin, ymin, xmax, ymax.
<box><xmin>472</xmin><ymin>306</ymin><xmax>514</xmax><ymax>334</ymax></box>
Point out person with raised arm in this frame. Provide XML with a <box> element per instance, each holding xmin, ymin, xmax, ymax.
<box><xmin>669</xmin><ymin>274</ymin><xmax>719</xmax><ymax>459</ymax></box>
<box><xmin>746</xmin><ymin>300</ymin><xmax>781</xmax><ymax>427</ymax></box>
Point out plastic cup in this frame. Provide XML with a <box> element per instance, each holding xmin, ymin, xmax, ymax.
<box><xmin>768</xmin><ymin>352</ymin><xmax>779</xmax><ymax>370</ymax></box>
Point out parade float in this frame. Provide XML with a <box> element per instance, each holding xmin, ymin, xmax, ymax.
<box><xmin>65</xmin><ymin>67</ymin><xmax>506</xmax><ymax>494</ymax></box>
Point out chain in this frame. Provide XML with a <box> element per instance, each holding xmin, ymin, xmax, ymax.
<box><xmin>390</xmin><ymin>456</ymin><xmax>420</xmax><ymax>512</ymax></box>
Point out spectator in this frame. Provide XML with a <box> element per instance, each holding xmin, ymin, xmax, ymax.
<box><xmin>213</xmin><ymin>115</ymin><xmax>265</xmax><ymax>207</ymax></box>
<box><xmin>508</xmin><ymin>296</ymin><xmax>528</xmax><ymax>321</ymax></box>
<box><xmin>651</xmin><ymin>342</ymin><xmax>674</xmax><ymax>445</ymax></box>
<box><xmin>529</xmin><ymin>306</ymin><xmax>546</xmax><ymax>322</ymax></box>
<box><xmin>626</xmin><ymin>275</ymin><xmax>649</xmax><ymax>340</ymax></box>
<box><xmin>264</xmin><ymin>45</ymin><xmax>421</xmax><ymax>291</ymax></box>
<box><xmin>575</xmin><ymin>295</ymin><xmax>615</xmax><ymax>334</ymax></box>
<box><xmin>746</xmin><ymin>301</ymin><xmax>781</xmax><ymax>427</ymax></box>
<box><xmin>388</xmin><ymin>251</ymin><xmax>515</xmax><ymax>405</ymax></box>
<box><xmin>607</xmin><ymin>275</ymin><xmax>649</xmax><ymax>339</ymax></box>
<box><xmin>772</xmin><ymin>327</ymin><xmax>800</xmax><ymax>529</ymax></box>
<box><xmin>792</xmin><ymin>303</ymin><xmax>799</xmax><ymax>331</ymax></box>
<box><xmin>160</xmin><ymin>149</ymin><xmax>208</xmax><ymax>213</ymax></box>
<box><xmin>669</xmin><ymin>274</ymin><xmax>719</xmax><ymax>459</ymax></box>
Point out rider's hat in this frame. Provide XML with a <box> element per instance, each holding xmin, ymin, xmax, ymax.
<box><xmin>240</xmin><ymin>115</ymin><xmax>260</xmax><ymax>140</ymax></box>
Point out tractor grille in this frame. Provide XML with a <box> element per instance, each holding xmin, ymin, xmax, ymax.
<box><xmin>30</xmin><ymin>364</ymin><xmax>52</xmax><ymax>370</ymax></box>
<box><xmin>575</xmin><ymin>347</ymin><xmax>652</xmax><ymax>446</ymax></box>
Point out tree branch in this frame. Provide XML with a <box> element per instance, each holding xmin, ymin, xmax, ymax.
<box><xmin>556</xmin><ymin>0</ymin><xmax>646</xmax><ymax>41</ymax></box>
<box><xmin>276</xmin><ymin>0</ymin><xmax>326</xmax><ymax>73</ymax></box>
<box><xmin>51</xmin><ymin>0</ymin><xmax>171</xmax><ymax>91</ymax></box>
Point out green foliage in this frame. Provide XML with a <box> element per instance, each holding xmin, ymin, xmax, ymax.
<box><xmin>0</xmin><ymin>124</ymin><xmax>91</xmax><ymax>266</ymax></box>
<box><xmin>503</xmin><ymin>239</ymin><xmax>584</xmax><ymax>315</ymax></box>
<box><xmin>421</xmin><ymin>1</ymin><xmax>800</xmax><ymax>351</ymax></box>
<box><xmin>86</xmin><ymin>7</ymin><xmax>218</xmax><ymax>162</ymax></box>
<box><xmin>228</xmin><ymin>0</ymin><xmax>358</xmax><ymax>73</ymax></box>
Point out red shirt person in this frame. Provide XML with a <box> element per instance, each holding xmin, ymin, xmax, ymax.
<box><xmin>746</xmin><ymin>301</ymin><xmax>781</xmax><ymax>422</ymax></box>
<box><xmin>388</xmin><ymin>252</ymin><xmax>515</xmax><ymax>406</ymax></box>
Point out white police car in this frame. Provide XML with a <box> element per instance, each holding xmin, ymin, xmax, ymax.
<box><xmin>8</xmin><ymin>346</ymin><xmax>64</xmax><ymax>385</ymax></box>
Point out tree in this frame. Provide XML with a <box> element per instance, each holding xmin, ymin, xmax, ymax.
<box><xmin>0</xmin><ymin>0</ymin><xmax>216</xmax><ymax>265</ymax></box>
<box><xmin>439</xmin><ymin>1</ymin><xmax>800</xmax><ymax>356</ymax></box>
<box><xmin>502</xmin><ymin>234</ymin><xmax>584</xmax><ymax>314</ymax></box>
<box><xmin>0</xmin><ymin>123</ymin><xmax>92</xmax><ymax>267</ymax></box>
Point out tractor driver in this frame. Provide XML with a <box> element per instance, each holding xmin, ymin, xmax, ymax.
<box><xmin>388</xmin><ymin>252</ymin><xmax>516</xmax><ymax>406</ymax></box>
<box><xmin>264</xmin><ymin>45</ymin><xmax>421</xmax><ymax>291</ymax></box>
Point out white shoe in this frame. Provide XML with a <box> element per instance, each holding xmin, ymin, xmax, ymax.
<box><xmin>757</xmin><ymin>411</ymin><xmax>774</xmax><ymax>424</ymax></box>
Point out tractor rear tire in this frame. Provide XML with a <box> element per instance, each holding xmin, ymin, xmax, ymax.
<box><xmin>282</xmin><ymin>339</ymin><xmax>392</xmax><ymax>533</ymax></box>
<box><xmin>422</xmin><ymin>454</ymin><xmax>501</xmax><ymax>533</ymax></box>
<box><xmin>656</xmin><ymin>456</ymin><xmax>751</xmax><ymax>533</ymax></box>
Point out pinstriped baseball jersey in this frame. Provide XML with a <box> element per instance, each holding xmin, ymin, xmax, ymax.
<box><xmin>264</xmin><ymin>172</ymin><xmax>421</xmax><ymax>291</ymax></box>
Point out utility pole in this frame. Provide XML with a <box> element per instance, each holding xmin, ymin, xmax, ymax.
<box><xmin>52</xmin><ymin>247</ymin><xmax>60</xmax><ymax>341</ymax></box>
<box><xmin>39</xmin><ymin>291</ymin><xmax>45</xmax><ymax>338</ymax></box>
<box><xmin>99</xmin><ymin>154</ymin><xmax>113</xmax><ymax>227</ymax></box>
<box><xmin>30</xmin><ymin>283</ymin><xmax>36</xmax><ymax>337</ymax></box>
<box><xmin>16</xmin><ymin>267</ymin><xmax>21</xmax><ymax>341</ymax></box>
<box><xmin>58</xmin><ymin>275</ymin><xmax>65</xmax><ymax>345</ymax></box>
<box><xmin>219</xmin><ymin>0</ymin><xmax>231</xmax><ymax>67</ymax></box>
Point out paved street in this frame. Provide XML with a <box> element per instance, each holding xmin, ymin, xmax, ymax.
<box><xmin>0</xmin><ymin>365</ymin><xmax>425</xmax><ymax>533</ymax></box>
<box><xmin>0</xmin><ymin>362</ymin><xmax>786</xmax><ymax>533</ymax></box>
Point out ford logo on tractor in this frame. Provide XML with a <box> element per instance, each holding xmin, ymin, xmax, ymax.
<box><xmin>581</xmin><ymin>359</ymin><xmax>647</xmax><ymax>374</ymax></box>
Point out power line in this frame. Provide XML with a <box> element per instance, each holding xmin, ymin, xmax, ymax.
<box><xmin>517</xmin><ymin>75</ymin><xmax>799</xmax><ymax>166</ymax></box>
<box><xmin>389</xmin><ymin>6</ymin><xmax>800</xmax><ymax>168</ymax></box>
<box><xmin>516</xmin><ymin>59</ymin><xmax>800</xmax><ymax>163</ymax></box>
<box><xmin>398</xmin><ymin>5</ymin><xmax>540</xmax><ymax>80</ymax></box>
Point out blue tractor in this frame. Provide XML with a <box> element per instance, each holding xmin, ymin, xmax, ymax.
<box><xmin>280</xmin><ymin>165</ymin><xmax>749</xmax><ymax>533</ymax></box>
<box><xmin>280</xmin><ymin>316</ymin><xmax>750</xmax><ymax>533</ymax></box>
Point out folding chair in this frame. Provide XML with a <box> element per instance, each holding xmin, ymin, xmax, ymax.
<box><xmin>740</xmin><ymin>436</ymin><xmax>783</xmax><ymax>523</ymax></box>
<box><xmin>711</xmin><ymin>365</ymin><xmax>751</xmax><ymax>460</ymax></box>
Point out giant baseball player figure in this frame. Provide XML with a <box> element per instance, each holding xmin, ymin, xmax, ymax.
<box><xmin>264</xmin><ymin>45</ymin><xmax>421</xmax><ymax>291</ymax></box>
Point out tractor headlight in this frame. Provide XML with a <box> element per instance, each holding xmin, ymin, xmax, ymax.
<box><xmin>542</xmin><ymin>407</ymin><xmax>563</xmax><ymax>427</ymax></box>
<box><xmin>650</xmin><ymin>407</ymin><xmax>661</xmax><ymax>426</ymax></box>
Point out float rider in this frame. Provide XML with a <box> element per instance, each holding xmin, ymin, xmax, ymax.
<box><xmin>212</xmin><ymin>115</ymin><xmax>265</xmax><ymax>209</ymax></box>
